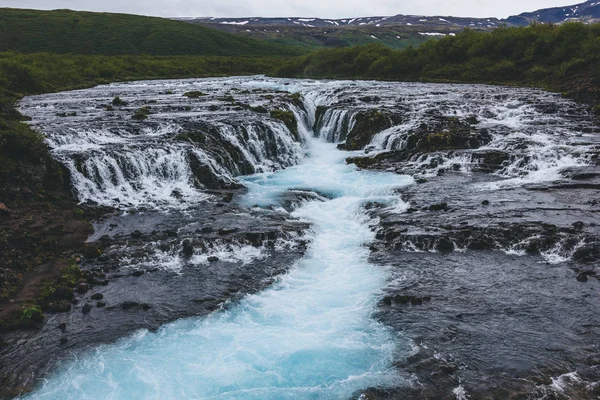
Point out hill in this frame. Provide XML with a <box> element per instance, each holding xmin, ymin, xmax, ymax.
<box><xmin>0</xmin><ymin>8</ymin><xmax>305</xmax><ymax>57</ymax></box>
<box><xmin>180</xmin><ymin>0</ymin><xmax>600</xmax><ymax>49</ymax></box>
<box><xmin>508</xmin><ymin>0</ymin><xmax>600</xmax><ymax>25</ymax></box>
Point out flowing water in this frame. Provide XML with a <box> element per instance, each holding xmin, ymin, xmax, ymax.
<box><xmin>25</xmin><ymin>140</ymin><xmax>413</xmax><ymax>399</ymax></box>
<box><xmin>10</xmin><ymin>77</ymin><xmax>600</xmax><ymax>399</ymax></box>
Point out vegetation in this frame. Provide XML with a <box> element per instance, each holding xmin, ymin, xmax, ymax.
<box><xmin>0</xmin><ymin>8</ymin><xmax>305</xmax><ymax>57</ymax></box>
<box><xmin>275</xmin><ymin>23</ymin><xmax>600</xmax><ymax>108</ymax></box>
<box><xmin>183</xmin><ymin>91</ymin><xmax>208</xmax><ymax>98</ymax></box>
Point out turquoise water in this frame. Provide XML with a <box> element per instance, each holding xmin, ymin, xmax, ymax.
<box><xmin>26</xmin><ymin>139</ymin><xmax>413</xmax><ymax>400</ymax></box>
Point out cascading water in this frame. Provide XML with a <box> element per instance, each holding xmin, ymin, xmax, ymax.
<box><xmin>12</xmin><ymin>76</ymin><xmax>600</xmax><ymax>400</ymax></box>
<box><xmin>24</xmin><ymin>138</ymin><xmax>413</xmax><ymax>400</ymax></box>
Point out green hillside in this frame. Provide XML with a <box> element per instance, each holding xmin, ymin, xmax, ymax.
<box><xmin>276</xmin><ymin>23</ymin><xmax>600</xmax><ymax>110</ymax></box>
<box><xmin>0</xmin><ymin>8</ymin><xmax>305</xmax><ymax>57</ymax></box>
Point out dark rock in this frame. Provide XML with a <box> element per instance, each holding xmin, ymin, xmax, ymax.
<box><xmin>58</xmin><ymin>322</ymin><xmax>67</xmax><ymax>331</ymax></box>
<box><xmin>46</xmin><ymin>300</ymin><xmax>72</xmax><ymax>313</ymax></box>
<box><xmin>201</xmin><ymin>226</ymin><xmax>214</xmax><ymax>233</ymax></box>
<box><xmin>50</xmin><ymin>286</ymin><xmax>74</xmax><ymax>301</ymax></box>
<box><xmin>393</xmin><ymin>295</ymin><xmax>411</xmax><ymax>304</ymax></box>
<box><xmin>572</xmin><ymin>221</ymin><xmax>585</xmax><ymax>231</ymax></box>
<box><xmin>378</xmin><ymin>296</ymin><xmax>393</xmax><ymax>307</ymax></box>
<box><xmin>429</xmin><ymin>202</ymin><xmax>449</xmax><ymax>211</ymax></box>
<box><xmin>96</xmin><ymin>301</ymin><xmax>107</xmax><ymax>308</ymax></box>
<box><xmin>208</xmin><ymin>256</ymin><xmax>219</xmax><ymax>262</ymax></box>
<box><xmin>577</xmin><ymin>271</ymin><xmax>596</xmax><ymax>282</ymax></box>
<box><xmin>573</xmin><ymin>245</ymin><xmax>600</xmax><ymax>262</ymax></box>
<box><xmin>76</xmin><ymin>283</ymin><xmax>88</xmax><ymax>294</ymax></box>
<box><xmin>90</xmin><ymin>293</ymin><xmax>103</xmax><ymax>301</ymax></box>
<box><xmin>410</xmin><ymin>297</ymin><xmax>423</xmax><ymax>306</ymax></box>
<box><xmin>218</xmin><ymin>228</ymin><xmax>239</xmax><ymax>235</ymax></box>
<box><xmin>82</xmin><ymin>245</ymin><xmax>101</xmax><ymax>259</ymax></box>
<box><xmin>482</xmin><ymin>200</ymin><xmax>490</xmax><ymax>206</ymax></box>
<box><xmin>222</xmin><ymin>193</ymin><xmax>234</xmax><ymax>203</ymax></box>
<box><xmin>577</xmin><ymin>274</ymin><xmax>589</xmax><ymax>282</ymax></box>
<box><xmin>121</xmin><ymin>301</ymin><xmax>139</xmax><ymax>310</ymax></box>
<box><xmin>131</xmin><ymin>270</ymin><xmax>144</xmax><ymax>277</ymax></box>
<box><xmin>91</xmin><ymin>278</ymin><xmax>109</xmax><ymax>286</ymax></box>
<box><xmin>82</xmin><ymin>303</ymin><xmax>92</xmax><ymax>314</ymax></box>
<box><xmin>59</xmin><ymin>338</ymin><xmax>68</xmax><ymax>345</ymax></box>
<box><xmin>181</xmin><ymin>240</ymin><xmax>195</xmax><ymax>257</ymax></box>
<box><xmin>131</xmin><ymin>230</ymin><xmax>142</xmax><ymax>239</ymax></box>
<box><xmin>436</xmin><ymin>237</ymin><xmax>455</xmax><ymax>253</ymax></box>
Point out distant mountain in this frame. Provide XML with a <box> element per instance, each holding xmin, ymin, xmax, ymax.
<box><xmin>177</xmin><ymin>0</ymin><xmax>600</xmax><ymax>49</ymax></box>
<box><xmin>176</xmin><ymin>15</ymin><xmax>502</xmax><ymax>30</ymax></box>
<box><xmin>506</xmin><ymin>0</ymin><xmax>600</xmax><ymax>25</ymax></box>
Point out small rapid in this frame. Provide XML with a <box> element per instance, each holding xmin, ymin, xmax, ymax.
<box><xmin>24</xmin><ymin>139</ymin><xmax>413</xmax><ymax>399</ymax></box>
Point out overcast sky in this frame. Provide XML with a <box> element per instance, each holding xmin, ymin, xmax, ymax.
<box><xmin>0</xmin><ymin>0</ymin><xmax>583</xmax><ymax>19</ymax></box>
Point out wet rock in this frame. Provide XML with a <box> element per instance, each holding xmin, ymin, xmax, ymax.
<box><xmin>339</xmin><ymin>109</ymin><xmax>401</xmax><ymax>150</ymax></box>
<box><xmin>429</xmin><ymin>202</ymin><xmax>449</xmax><ymax>211</ymax></box>
<box><xmin>378</xmin><ymin>297</ymin><xmax>393</xmax><ymax>307</ymax></box>
<box><xmin>59</xmin><ymin>338</ymin><xmax>68</xmax><ymax>345</ymax></box>
<box><xmin>58</xmin><ymin>322</ymin><xmax>67</xmax><ymax>331</ymax></box>
<box><xmin>50</xmin><ymin>286</ymin><xmax>74</xmax><ymax>301</ymax></box>
<box><xmin>131</xmin><ymin>270</ymin><xmax>145</xmax><ymax>277</ymax></box>
<box><xmin>131</xmin><ymin>230</ymin><xmax>142</xmax><ymax>239</ymax></box>
<box><xmin>573</xmin><ymin>245</ymin><xmax>600</xmax><ymax>263</ymax></box>
<box><xmin>201</xmin><ymin>226</ymin><xmax>214</xmax><ymax>234</ymax></box>
<box><xmin>97</xmin><ymin>301</ymin><xmax>107</xmax><ymax>308</ymax></box>
<box><xmin>82</xmin><ymin>245</ymin><xmax>101</xmax><ymax>259</ymax></box>
<box><xmin>76</xmin><ymin>283</ymin><xmax>89</xmax><ymax>294</ymax></box>
<box><xmin>218</xmin><ymin>227</ymin><xmax>238</xmax><ymax>235</ymax></box>
<box><xmin>577</xmin><ymin>271</ymin><xmax>596</xmax><ymax>282</ymax></box>
<box><xmin>393</xmin><ymin>295</ymin><xmax>410</xmax><ymax>304</ymax></box>
<box><xmin>46</xmin><ymin>300</ymin><xmax>72</xmax><ymax>313</ymax></box>
<box><xmin>208</xmin><ymin>256</ymin><xmax>219</xmax><ymax>262</ymax></box>
<box><xmin>436</xmin><ymin>237</ymin><xmax>455</xmax><ymax>253</ymax></box>
<box><xmin>81</xmin><ymin>303</ymin><xmax>92</xmax><ymax>314</ymax></box>
<box><xmin>181</xmin><ymin>240</ymin><xmax>195</xmax><ymax>257</ymax></box>
<box><xmin>482</xmin><ymin>200</ymin><xmax>490</xmax><ymax>206</ymax></box>
<box><xmin>121</xmin><ymin>301</ymin><xmax>139</xmax><ymax>310</ymax></box>
<box><xmin>90</xmin><ymin>293</ymin><xmax>103</xmax><ymax>301</ymax></box>
<box><xmin>91</xmin><ymin>278</ymin><xmax>109</xmax><ymax>286</ymax></box>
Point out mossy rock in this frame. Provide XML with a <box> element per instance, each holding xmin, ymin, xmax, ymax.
<box><xmin>342</xmin><ymin>109</ymin><xmax>397</xmax><ymax>150</ymax></box>
<box><xmin>250</xmin><ymin>105</ymin><xmax>268</xmax><ymax>114</ymax></box>
<box><xmin>111</xmin><ymin>96</ymin><xmax>127</xmax><ymax>106</ymax></box>
<box><xmin>183</xmin><ymin>91</ymin><xmax>207</xmax><ymax>98</ymax></box>
<box><xmin>20</xmin><ymin>306</ymin><xmax>44</xmax><ymax>327</ymax></box>
<box><xmin>132</xmin><ymin>106</ymin><xmax>151</xmax><ymax>120</ymax></box>
<box><xmin>270</xmin><ymin>110</ymin><xmax>298</xmax><ymax>138</ymax></box>
<box><xmin>174</xmin><ymin>131</ymin><xmax>207</xmax><ymax>144</ymax></box>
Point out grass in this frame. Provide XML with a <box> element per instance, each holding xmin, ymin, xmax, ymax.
<box><xmin>0</xmin><ymin>8</ymin><xmax>306</xmax><ymax>57</ymax></box>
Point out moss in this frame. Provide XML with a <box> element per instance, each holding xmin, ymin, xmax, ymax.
<box><xmin>19</xmin><ymin>306</ymin><xmax>43</xmax><ymax>326</ymax></box>
<box><xmin>111</xmin><ymin>96</ymin><xmax>127</xmax><ymax>106</ymax></box>
<box><xmin>217</xmin><ymin>95</ymin><xmax>235</xmax><ymax>103</ymax></box>
<box><xmin>174</xmin><ymin>131</ymin><xmax>207</xmax><ymax>144</ymax></box>
<box><xmin>183</xmin><ymin>91</ymin><xmax>207</xmax><ymax>98</ymax></box>
<box><xmin>270</xmin><ymin>110</ymin><xmax>298</xmax><ymax>138</ymax></box>
<box><xmin>250</xmin><ymin>105</ymin><xmax>268</xmax><ymax>114</ymax></box>
<box><xmin>285</xmin><ymin>92</ymin><xmax>303</xmax><ymax>108</ymax></box>
<box><xmin>132</xmin><ymin>106</ymin><xmax>151</xmax><ymax>120</ymax></box>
